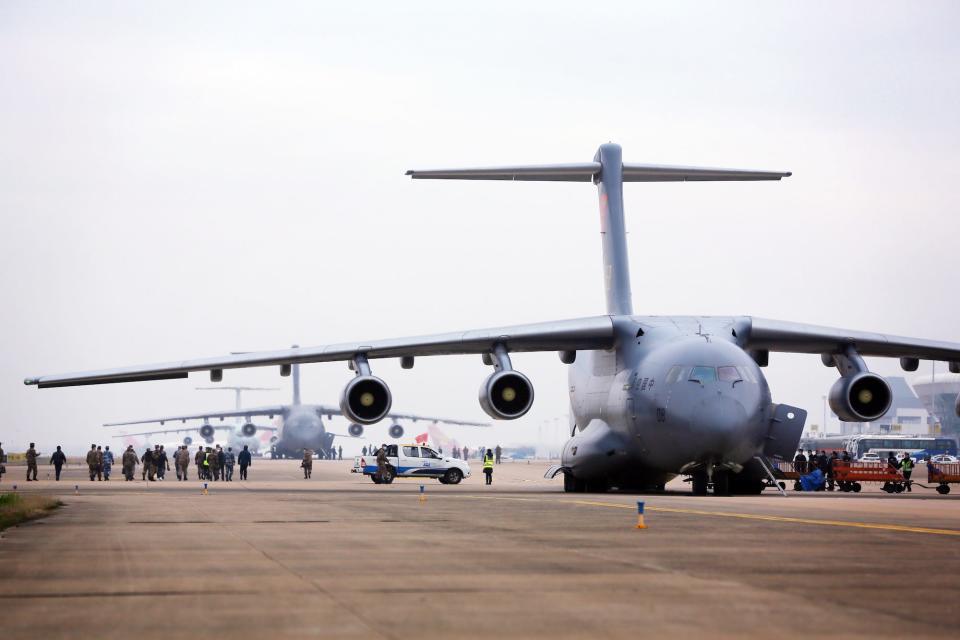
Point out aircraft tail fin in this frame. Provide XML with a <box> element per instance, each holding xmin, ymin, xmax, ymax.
<box><xmin>407</xmin><ymin>144</ymin><xmax>790</xmax><ymax>316</ymax></box>
<box><xmin>292</xmin><ymin>345</ymin><xmax>301</xmax><ymax>406</ymax></box>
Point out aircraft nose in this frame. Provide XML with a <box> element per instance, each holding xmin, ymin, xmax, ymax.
<box><xmin>688</xmin><ymin>395</ymin><xmax>752</xmax><ymax>458</ymax></box>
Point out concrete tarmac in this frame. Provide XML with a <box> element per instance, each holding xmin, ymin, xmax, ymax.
<box><xmin>1</xmin><ymin>459</ymin><xmax>958</xmax><ymax>639</ymax></box>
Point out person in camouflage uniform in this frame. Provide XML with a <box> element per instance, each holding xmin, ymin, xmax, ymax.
<box><xmin>302</xmin><ymin>448</ymin><xmax>314</xmax><ymax>479</ymax></box>
<box><xmin>141</xmin><ymin>446</ymin><xmax>155</xmax><ymax>481</ymax></box>
<box><xmin>195</xmin><ymin>446</ymin><xmax>206</xmax><ymax>480</ymax></box>
<box><xmin>26</xmin><ymin>442</ymin><xmax>39</xmax><ymax>481</ymax></box>
<box><xmin>206</xmin><ymin>447</ymin><xmax>220</xmax><ymax>481</ymax></box>
<box><xmin>86</xmin><ymin>444</ymin><xmax>99</xmax><ymax>481</ymax></box>
<box><xmin>122</xmin><ymin>445</ymin><xmax>139</xmax><ymax>481</ymax></box>
<box><xmin>174</xmin><ymin>446</ymin><xmax>190</xmax><ymax>481</ymax></box>
<box><xmin>95</xmin><ymin>445</ymin><xmax>104</xmax><ymax>481</ymax></box>
<box><xmin>223</xmin><ymin>447</ymin><xmax>236</xmax><ymax>482</ymax></box>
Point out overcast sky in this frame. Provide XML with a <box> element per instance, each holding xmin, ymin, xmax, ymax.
<box><xmin>2</xmin><ymin>1</ymin><xmax>958</xmax><ymax>454</ymax></box>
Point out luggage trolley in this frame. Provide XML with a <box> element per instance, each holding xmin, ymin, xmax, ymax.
<box><xmin>832</xmin><ymin>461</ymin><xmax>906</xmax><ymax>493</ymax></box>
<box><xmin>927</xmin><ymin>462</ymin><xmax>960</xmax><ymax>495</ymax></box>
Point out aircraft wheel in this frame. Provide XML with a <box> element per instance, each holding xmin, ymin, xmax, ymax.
<box><xmin>692</xmin><ymin>473</ymin><xmax>708</xmax><ymax>496</ymax></box>
<box><xmin>443</xmin><ymin>468</ymin><xmax>463</xmax><ymax>485</ymax></box>
<box><xmin>853</xmin><ymin>482</ymin><xmax>862</xmax><ymax>493</ymax></box>
<box><xmin>712</xmin><ymin>471</ymin><xmax>731</xmax><ymax>496</ymax></box>
<box><xmin>563</xmin><ymin>473</ymin><xmax>586</xmax><ymax>493</ymax></box>
<box><xmin>937</xmin><ymin>484</ymin><xmax>950</xmax><ymax>495</ymax></box>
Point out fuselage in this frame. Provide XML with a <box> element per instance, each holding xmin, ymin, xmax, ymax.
<box><xmin>564</xmin><ymin>316</ymin><xmax>771</xmax><ymax>487</ymax></box>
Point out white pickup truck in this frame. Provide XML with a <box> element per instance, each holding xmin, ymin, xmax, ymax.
<box><xmin>353</xmin><ymin>444</ymin><xmax>471</xmax><ymax>485</ymax></box>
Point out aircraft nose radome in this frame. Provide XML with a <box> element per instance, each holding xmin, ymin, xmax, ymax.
<box><xmin>689</xmin><ymin>397</ymin><xmax>751</xmax><ymax>456</ymax></box>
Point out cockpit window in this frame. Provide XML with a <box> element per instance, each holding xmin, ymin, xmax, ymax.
<box><xmin>737</xmin><ymin>366</ymin><xmax>757</xmax><ymax>383</ymax></box>
<box><xmin>718</xmin><ymin>366</ymin><xmax>742</xmax><ymax>383</ymax></box>
<box><xmin>689</xmin><ymin>366</ymin><xmax>717</xmax><ymax>383</ymax></box>
<box><xmin>666</xmin><ymin>366</ymin><xmax>687</xmax><ymax>384</ymax></box>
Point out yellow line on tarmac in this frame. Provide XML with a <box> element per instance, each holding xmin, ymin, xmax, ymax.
<box><xmin>463</xmin><ymin>496</ymin><xmax>960</xmax><ymax>537</ymax></box>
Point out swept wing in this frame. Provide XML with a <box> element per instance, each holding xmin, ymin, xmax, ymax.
<box><xmin>26</xmin><ymin>316</ymin><xmax>614</xmax><ymax>388</ymax></box>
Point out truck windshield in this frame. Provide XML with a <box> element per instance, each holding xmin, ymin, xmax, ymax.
<box><xmin>421</xmin><ymin>448</ymin><xmax>440</xmax><ymax>459</ymax></box>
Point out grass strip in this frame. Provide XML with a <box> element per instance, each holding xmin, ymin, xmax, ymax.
<box><xmin>0</xmin><ymin>493</ymin><xmax>62</xmax><ymax>531</ymax></box>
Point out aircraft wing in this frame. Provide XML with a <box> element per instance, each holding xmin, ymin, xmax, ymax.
<box><xmin>742</xmin><ymin>318</ymin><xmax>960</xmax><ymax>363</ymax></box>
<box><xmin>307</xmin><ymin>404</ymin><xmax>488</xmax><ymax>427</ymax></box>
<box><xmin>103</xmin><ymin>405</ymin><xmax>288</xmax><ymax>428</ymax></box>
<box><xmin>26</xmin><ymin>316</ymin><xmax>614</xmax><ymax>388</ymax></box>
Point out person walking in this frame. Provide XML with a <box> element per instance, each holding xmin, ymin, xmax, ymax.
<box><xmin>462</xmin><ymin>446</ymin><xmax>469</xmax><ymax>461</ymax></box>
<box><xmin>86</xmin><ymin>444</ymin><xmax>99</xmax><ymax>481</ymax></box>
<box><xmin>102</xmin><ymin>445</ymin><xmax>114</xmax><ymax>481</ymax></box>
<box><xmin>217</xmin><ymin>445</ymin><xmax>226</xmax><ymax>481</ymax></box>
<box><xmin>203</xmin><ymin>447</ymin><xmax>214</xmax><ymax>480</ymax></box>
<box><xmin>495</xmin><ymin>445</ymin><xmax>502</xmax><ymax>464</ymax></box>
<box><xmin>25</xmin><ymin>443</ymin><xmax>39</xmax><ymax>481</ymax></box>
<box><xmin>483</xmin><ymin>448</ymin><xmax>495</xmax><ymax>485</ymax></box>
<box><xmin>224</xmin><ymin>447</ymin><xmax>235</xmax><ymax>481</ymax></box>
<box><xmin>174</xmin><ymin>446</ymin><xmax>189</xmax><ymax>481</ymax></box>
<box><xmin>0</xmin><ymin>442</ymin><xmax>5</xmax><ymax>482</ymax></box>
<box><xmin>901</xmin><ymin>453</ymin><xmax>915</xmax><ymax>492</ymax></box>
<box><xmin>302</xmin><ymin>449</ymin><xmax>314</xmax><ymax>479</ymax></box>
<box><xmin>338</xmin><ymin>445</ymin><xmax>343</xmax><ymax>461</ymax></box>
<box><xmin>122</xmin><ymin>445</ymin><xmax>138</xmax><ymax>481</ymax></box>
<box><xmin>95</xmin><ymin>446</ymin><xmax>104</xmax><ymax>481</ymax></box>
<box><xmin>238</xmin><ymin>445</ymin><xmax>251</xmax><ymax>480</ymax></box>
<box><xmin>50</xmin><ymin>445</ymin><xmax>67</xmax><ymax>481</ymax></box>
<box><xmin>195</xmin><ymin>446</ymin><xmax>206</xmax><ymax>480</ymax></box>
<box><xmin>827</xmin><ymin>451</ymin><xmax>839</xmax><ymax>491</ymax></box>
<box><xmin>141</xmin><ymin>447</ymin><xmax>155</xmax><ymax>481</ymax></box>
<box><xmin>156</xmin><ymin>446</ymin><xmax>169</xmax><ymax>481</ymax></box>
<box><xmin>361</xmin><ymin>445</ymin><xmax>367</xmax><ymax>457</ymax></box>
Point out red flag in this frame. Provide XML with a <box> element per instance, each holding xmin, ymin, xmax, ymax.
<box><xmin>415</xmin><ymin>432</ymin><xmax>429</xmax><ymax>444</ymax></box>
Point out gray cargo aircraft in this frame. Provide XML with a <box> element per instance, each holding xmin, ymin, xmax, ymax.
<box><xmin>103</xmin><ymin>360</ymin><xmax>488</xmax><ymax>459</ymax></box>
<box><xmin>25</xmin><ymin>143</ymin><xmax>960</xmax><ymax>494</ymax></box>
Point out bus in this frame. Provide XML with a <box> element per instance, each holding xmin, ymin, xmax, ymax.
<box><xmin>843</xmin><ymin>435</ymin><xmax>957</xmax><ymax>461</ymax></box>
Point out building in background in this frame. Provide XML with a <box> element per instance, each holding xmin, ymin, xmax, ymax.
<box><xmin>912</xmin><ymin>372</ymin><xmax>960</xmax><ymax>440</ymax></box>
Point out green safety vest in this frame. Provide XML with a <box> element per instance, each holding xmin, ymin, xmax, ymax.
<box><xmin>483</xmin><ymin>455</ymin><xmax>494</xmax><ymax>470</ymax></box>
<box><xmin>901</xmin><ymin>459</ymin><xmax>913</xmax><ymax>472</ymax></box>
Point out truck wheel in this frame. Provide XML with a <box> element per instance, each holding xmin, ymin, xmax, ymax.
<box><xmin>382</xmin><ymin>467</ymin><xmax>396</xmax><ymax>484</ymax></box>
<box><xmin>443</xmin><ymin>468</ymin><xmax>463</xmax><ymax>485</ymax></box>
<box><xmin>370</xmin><ymin>474</ymin><xmax>382</xmax><ymax>484</ymax></box>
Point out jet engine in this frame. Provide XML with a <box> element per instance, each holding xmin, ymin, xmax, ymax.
<box><xmin>199</xmin><ymin>424</ymin><xmax>215</xmax><ymax>441</ymax></box>
<box><xmin>479</xmin><ymin>370</ymin><xmax>534</xmax><ymax>420</ymax></box>
<box><xmin>340</xmin><ymin>375</ymin><xmax>392</xmax><ymax>425</ymax></box>
<box><xmin>241</xmin><ymin>422</ymin><xmax>257</xmax><ymax>437</ymax></box>
<box><xmin>388</xmin><ymin>423</ymin><xmax>404</xmax><ymax>439</ymax></box>
<box><xmin>270</xmin><ymin>435</ymin><xmax>279</xmax><ymax>443</ymax></box>
<box><xmin>828</xmin><ymin>373</ymin><xmax>892</xmax><ymax>423</ymax></box>
<box><xmin>183</xmin><ymin>436</ymin><xmax>193</xmax><ymax>446</ymax></box>
<box><xmin>348</xmin><ymin>423</ymin><xmax>364</xmax><ymax>437</ymax></box>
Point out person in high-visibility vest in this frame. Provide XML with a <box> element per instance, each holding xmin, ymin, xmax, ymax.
<box><xmin>901</xmin><ymin>453</ymin><xmax>914</xmax><ymax>492</ymax></box>
<box><xmin>482</xmin><ymin>449</ymin><xmax>495</xmax><ymax>485</ymax></box>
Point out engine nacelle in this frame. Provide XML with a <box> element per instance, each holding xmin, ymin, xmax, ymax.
<box><xmin>388</xmin><ymin>423</ymin><xmax>404</xmax><ymax>439</ymax></box>
<box><xmin>479</xmin><ymin>370</ymin><xmax>534</xmax><ymax>420</ymax></box>
<box><xmin>828</xmin><ymin>373</ymin><xmax>892</xmax><ymax>422</ymax></box>
<box><xmin>340</xmin><ymin>375</ymin><xmax>392</xmax><ymax>425</ymax></box>
<box><xmin>183</xmin><ymin>436</ymin><xmax>193</xmax><ymax>446</ymax></box>
<box><xmin>199</xmin><ymin>424</ymin><xmax>215</xmax><ymax>440</ymax></box>
<box><xmin>241</xmin><ymin>422</ymin><xmax>257</xmax><ymax>437</ymax></box>
<box><xmin>348</xmin><ymin>423</ymin><xmax>364</xmax><ymax>437</ymax></box>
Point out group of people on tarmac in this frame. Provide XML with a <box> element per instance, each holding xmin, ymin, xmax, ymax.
<box><xmin>794</xmin><ymin>448</ymin><xmax>917</xmax><ymax>492</ymax></box>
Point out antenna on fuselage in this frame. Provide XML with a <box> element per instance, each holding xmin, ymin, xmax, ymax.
<box><xmin>407</xmin><ymin>144</ymin><xmax>791</xmax><ymax>317</ymax></box>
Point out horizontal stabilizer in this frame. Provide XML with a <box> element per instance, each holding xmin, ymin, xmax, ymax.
<box><xmin>407</xmin><ymin>162</ymin><xmax>790</xmax><ymax>183</ymax></box>
<box><xmin>406</xmin><ymin>163</ymin><xmax>600</xmax><ymax>182</ymax></box>
<box><xmin>623</xmin><ymin>164</ymin><xmax>791</xmax><ymax>182</ymax></box>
